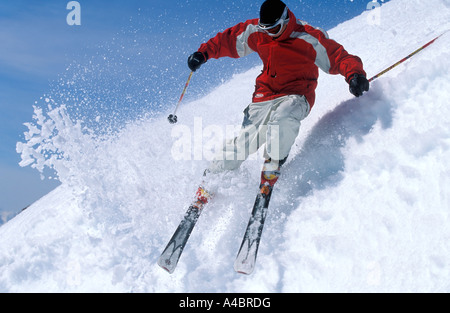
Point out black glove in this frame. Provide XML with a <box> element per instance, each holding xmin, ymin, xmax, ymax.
<box><xmin>187</xmin><ymin>51</ymin><xmax>208</xmax><ymax>72</ymax></box>
<box><xmin>349</xmin><ymin>74</ymin><xmax>369</xmax><ymax>97</ymax></box>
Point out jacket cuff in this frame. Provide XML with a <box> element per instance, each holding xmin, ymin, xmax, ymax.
<box><xmin>198</xmin><ymin>50</ymin><xmax>209</xmax><ymax>62</ymax></box>
<box><xmin>200</xmin><ymin>51</ymin><xmax>209</xmax><ymax>62</ymax></box>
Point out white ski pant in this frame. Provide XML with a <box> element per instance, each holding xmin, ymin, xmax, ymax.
<box><xmin>208</xmin><ymin>95</ymin><xmax>310</xmax><ymax>173</ymax></box>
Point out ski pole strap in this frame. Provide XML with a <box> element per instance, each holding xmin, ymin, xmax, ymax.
<box><xmin>173</xmin><ymin>71</ymin><xmax>194</xmax><ymax>115</ymax></box>
<box><xmin>368</xmin><ymin>31</ymin><xmax>447</xmax><ymax>83</ymax></box>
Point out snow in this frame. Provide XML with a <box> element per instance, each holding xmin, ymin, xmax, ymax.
<box><xmin>2</xmin><ymin>0</ymin><xmax>450</xmax><ymax>292</ymax></box>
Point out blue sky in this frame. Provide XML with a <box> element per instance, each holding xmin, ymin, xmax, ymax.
<box><xmin>0</xmin><ymin>0</ymin><xmax>386</xmax><ymax>219</ymax></box>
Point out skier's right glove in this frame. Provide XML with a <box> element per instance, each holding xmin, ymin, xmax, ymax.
<box><xmin>188</xmin><ymin>51</ymin><xmax>208</xmax><ymax>72</ymax></box>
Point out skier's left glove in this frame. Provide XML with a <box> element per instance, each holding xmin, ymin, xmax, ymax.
<box><xmin>188</xmin><ymin>51</ymin><xmax>208</xmax><ymax>72</ymax></box>
<box><xmin>349</xmin><ymin>74</ymin><xmax>369</xmax><ymax>97</ymax></box>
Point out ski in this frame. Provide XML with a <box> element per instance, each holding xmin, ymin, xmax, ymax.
<box><xmin>234</xmin><ymin>159</ymin><xmax>283</xmax><ymax>275</ymax></box>
<box><xmin>158</xmin><ymin>185</ymin><xmax>212</xmax><ymax>274</ymax></box>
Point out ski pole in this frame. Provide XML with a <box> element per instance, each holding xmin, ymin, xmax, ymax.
<box><xmin>368</xmin><ymin>31</ymin><xmax>447</xmax><ymax>83</ymax></box>
<box><xmin>168</xmin><ymin>71</ymin><xmax>194</xmax><ymax>124</ymax></box>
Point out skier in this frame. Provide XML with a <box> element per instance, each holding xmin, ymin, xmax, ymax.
<box><xmin>187</xmin><ymin>0</ymin><xmax>369</xmax><ymax>181</ymax></box>
<box><xmin>159</xmin><ymin>0</ymin><xmax>370</xmax><ymax>274</ymax></box>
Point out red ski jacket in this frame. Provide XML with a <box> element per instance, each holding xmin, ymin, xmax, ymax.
<box><xmin>198</xmin><ymin>9</ymin><xmax>366</xmax><ymax>108</ymax></box>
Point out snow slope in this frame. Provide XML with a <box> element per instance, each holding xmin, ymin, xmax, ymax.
<box><xmin>2</xmin><ymin>0</ymin><xmax>450</xmax><ymax>292</ymax></box>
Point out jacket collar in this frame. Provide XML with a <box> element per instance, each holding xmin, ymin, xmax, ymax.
<box><xmin>272</xmin><ymin>9</ymin><xmax>297</xmax><ymax>41</ymax></box>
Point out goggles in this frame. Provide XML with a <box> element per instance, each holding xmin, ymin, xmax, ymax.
<box><xmin>258</xmin><ymin>6</ymin><xmax>289</xmax><ymax>37</ymax></box>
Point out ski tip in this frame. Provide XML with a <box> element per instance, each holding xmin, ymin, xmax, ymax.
<box><xmin>158</xmin><ymin>258</ymin><xmax>176</xmax><ymax>274</ymax></box>
<box><xmin>235</xmin><ymin>269</ymin><xmax>253</xmax><ymax>275</ymax></box>
<box><xmin>161</xmin><ymin>267</ymin><xmax>174</xmax><ymax>274</ymax></box>
<box><xmin>159</xmin><ymin>265</ymin><xmax>174</xmax><ymax>274</ymax></box>
<box><xmin>234</xmin><ymin>263</ymin><xmax>254</xmax><ymax>275</ymax></box>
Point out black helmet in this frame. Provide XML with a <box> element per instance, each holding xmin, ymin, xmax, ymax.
<box><xmin>259</xmin><ymin>0</ymin><xmax>287</xmax><ymax>27</ymax></box>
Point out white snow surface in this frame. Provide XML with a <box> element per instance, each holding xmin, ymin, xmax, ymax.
<box><xmin>2</xmin><ymin>0</ymin><xmax>450</xmax><ymax>292</ymax></box>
